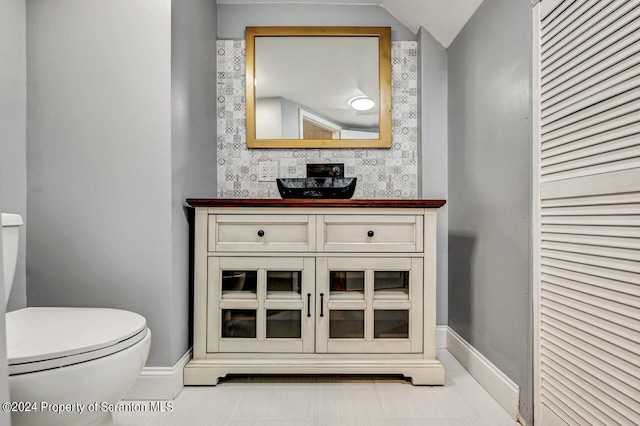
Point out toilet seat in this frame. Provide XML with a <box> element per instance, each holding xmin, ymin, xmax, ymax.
<box><xmin>6</xmin><ymin>307</ymin><xmax>148</xmax><ymax>375</ymax></box>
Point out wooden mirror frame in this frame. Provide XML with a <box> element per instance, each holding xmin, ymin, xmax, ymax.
<box><xmin>245</xmin><ymin>26</ymin><xmax>392</xmax><ymax>149</ymax></box>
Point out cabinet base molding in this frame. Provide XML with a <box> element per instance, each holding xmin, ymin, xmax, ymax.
<box><xmin>184</xmin><ymin>358</ymin><xmax>445</xmax><ymax>386</ymax></box>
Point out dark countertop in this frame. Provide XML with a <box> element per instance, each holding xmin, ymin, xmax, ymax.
<box><xmin>186</xmin><ymin>199</ymin><xmax>446</xmax><ymax>208</ymax></box>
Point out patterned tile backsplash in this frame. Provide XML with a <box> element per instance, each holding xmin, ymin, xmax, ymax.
<box><xmin>217</xmin><ymin>40</ymin><xmax>418</xmax><ymax>199</ymax></box>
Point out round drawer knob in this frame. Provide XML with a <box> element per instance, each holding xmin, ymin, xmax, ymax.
<box><xmin>257</xmin><ymin>230</ymin><xmax>265</xmax><ymax>237</ymax></box>
<box><xmin>367</xmin><ymin>230</ymin><xmax>375</xmax><ymax>238</ymax></box>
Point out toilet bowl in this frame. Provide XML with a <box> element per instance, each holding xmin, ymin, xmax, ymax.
<box><xmin>2</xmin><ymin>213</ymin><xmax>151</xmax><ymax>426</ymax></box>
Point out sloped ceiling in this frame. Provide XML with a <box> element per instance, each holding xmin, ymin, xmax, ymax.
<box><xmin>216</xmin><ymin>0</ymin><xmax>484</xmax><ymax>47</ymax></box>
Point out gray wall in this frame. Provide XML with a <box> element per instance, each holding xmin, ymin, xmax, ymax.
<box><xmin>171</xmin><ymin>0</ymin><xmax>218</xmax><ymax>360</ymax></box>
<box><xmin>418</xmin><ymin>27</ymin><xmax>448</xmax><ymax>325</ymax></box>
<box><xmin>25</xmin><ymin>0</ymin><xmax>217</xmax><ymax>367</ymax></box>
<box><xmin>217</xmin><ymin>3</ymin><xmax>415</xmax><ymax>40</ymax></box>
<box><xmin>0</xmin><ymin>0</ymin><xmax>27</xmax><ymax>312</ymax></box>
<box><xmin>447</xmin><ymin>0</ymin><xmax>532</xmax><ymax>422</ymax></box>
<box><xmin>26</xmin><ymin>0</ymin><xmax>174</xmax><ymax>367</ymax></box>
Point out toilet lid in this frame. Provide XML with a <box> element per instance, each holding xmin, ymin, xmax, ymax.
<box><xmin>6</xmin><ymin>307</ymin><xmax>148</xmax><ymax>375</ymax></box>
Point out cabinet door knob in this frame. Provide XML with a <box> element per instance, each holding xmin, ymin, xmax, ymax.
<box><xmin>367</xmin><ymin>230</ymin><xmax>374</xmax><ymax>237</ymax></box>
<box><xmin>319</xmin><ymin>293</ymin><xmax>325</xmax><ymax>317</ymax></box>
<box><xmin>307</xmin><ymin>293</ymin><xmax>312</xmax><ymax>318</ymax></box>
<box><xmin>257</xmin><ymin>230</ymin><xmax>265</xmax><ymax>237</ymax></box>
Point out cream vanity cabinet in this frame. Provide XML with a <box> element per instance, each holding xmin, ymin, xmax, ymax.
<box><xmin>184</xmin><ymin>199</ymin><xmax>446</xmax><ymax>385</ymax></box>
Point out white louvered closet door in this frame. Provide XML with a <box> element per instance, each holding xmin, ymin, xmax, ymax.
<box><xmin>534</xmin><ymin>0</ymin><xmax>640</xmax><ymax>425</ymax></box>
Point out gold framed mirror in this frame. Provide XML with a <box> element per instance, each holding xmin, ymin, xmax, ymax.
<box><xmin>245</xmin><ymin>26</ymin><xmax>392</xmax><ymax>149</ymax></box>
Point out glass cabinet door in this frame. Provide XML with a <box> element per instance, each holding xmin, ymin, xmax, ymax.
<box><xmin>316</xmin><ymin>257</ymin><xmax>423</xmax><ymax>353</ymax></box>
<box><xmin>208</xmin><ymin>257</ymin><xmax>315</xmax><ymax>353</ymax></box>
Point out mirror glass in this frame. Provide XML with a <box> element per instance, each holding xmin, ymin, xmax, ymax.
<box><xmin>246</xmin><ymin>27</ymin><xmax>391</xmax><ymax>149</ymax></box>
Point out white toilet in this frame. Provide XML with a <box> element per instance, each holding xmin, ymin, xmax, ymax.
<box><xmin>2</xmin><ymin>213</ymin><xmax>151</xmax><ymax>426</ymax></box>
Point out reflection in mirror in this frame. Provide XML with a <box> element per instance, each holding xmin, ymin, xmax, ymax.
<box><xmin>255</xmin><ymin>37</ymin><xmax>379</xmax><ymax>140</ymax></box>
<box><xmin>246</xmin><ymin>27</ymin><xmax>391</xmax><ymax>149</ymax></box>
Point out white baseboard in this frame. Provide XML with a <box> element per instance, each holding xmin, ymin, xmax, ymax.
<box><xmin>124</xmin><ymin>349</ymin><xmax>192</xmax><ymax>401</ymax></box>
<box><xmin>123</xmin><ymin>329</ymin><xmax>514</xmax><ymax>408</ymax></box>
<box><xmin>446</xmin><ymin>327</ymin><xmax>520</xmax><ymax>420</ymax></box>
<box><xmin>436</xmin><ymin>325</ymin><xmax>448</xmax><ymax>349</ymax></box>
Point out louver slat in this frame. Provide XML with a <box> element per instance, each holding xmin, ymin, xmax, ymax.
<box><xmin>541</xmin><ymin>1</ymin><xmax>640</xmax><ymax>82</ymax></box>
<box><xmin>542</xmin><ymin>0</ymin><xmax>631</xmax><ymax>68</ymax></box>
<box><xmin>538</xmin><ymin>4</ymin><xmax>640</xmax><ymax>423</ymax></box>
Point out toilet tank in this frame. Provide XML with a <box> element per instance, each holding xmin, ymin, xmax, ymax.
<box><xmin>1</xmin><ymin>213</ymin><xmax>23</xmax><ymax>305</ymax></box>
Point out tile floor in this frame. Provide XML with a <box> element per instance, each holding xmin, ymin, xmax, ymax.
<box><xmin>113</xmin><ymin>350</ymin><xmax>517</xmax><ymax>426</ymax></box>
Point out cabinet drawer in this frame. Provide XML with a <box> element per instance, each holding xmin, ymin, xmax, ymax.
<box><xmin>318</xmin><ymin>215</ymin><xmax>423</xmax><ymax>252</ymax></box>
<box><xmin>210</xmin><ymin>215</ymin><xmax>315</xmax><ymax>252</ymax></box>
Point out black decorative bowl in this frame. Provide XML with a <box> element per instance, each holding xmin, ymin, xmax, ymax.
<box><xmin>276</xmin><ymin>177</ymin><xmax>357</xmax><ymax>199</ymax></box>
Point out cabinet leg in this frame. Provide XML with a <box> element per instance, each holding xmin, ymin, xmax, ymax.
<box><xmin>184</xmin><ymin>363</ymin><xmax>224</xmax><ymax>386</ymax></box>
<box><xmin>407</xmin><ymin>367</ymin><xmax>445</xmax><ymax>386</ymax></box>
